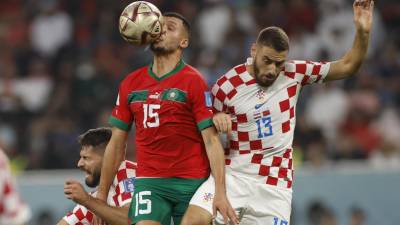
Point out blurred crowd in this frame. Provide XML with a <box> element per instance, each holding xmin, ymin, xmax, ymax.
<box><xmin>0</xmin><ymin>0</ymin><xmax>399</xmax><ymax>170</ymax></box>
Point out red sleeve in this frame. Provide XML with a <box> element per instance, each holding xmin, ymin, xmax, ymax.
<box><xmin>188</xmin><ymin>74</ymin><xmax>214</xmax><ymax>131</ymax></box>
<box><xmin>109</xmin><ymin>81</ymin><xmax>133</xmax><ymax>131</ymax></box>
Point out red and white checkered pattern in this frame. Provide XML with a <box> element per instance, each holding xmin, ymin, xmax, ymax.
<box><xmin>0</xmin><ymin>150</ymin><xmax>31</xmax><ymax>225</ymax></box>
<box><xmin>212</xmin><ymin>60</ymin><xmax>330</xmax><ymax>189</ymax></box>
<box><xmin>63</xmin><ymin>160</ymin><xmax>137</xmax><ymax>225</ymax></box>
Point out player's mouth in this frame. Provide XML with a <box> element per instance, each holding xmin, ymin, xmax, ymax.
<box><xmin>84</xmin><ymin>171</ymin><xmax>92</xmax><ymax>178</ymax></box>
<box><xmin>261</xmin><ymin>74</ymin><xmax>275</xmax><ymax>81</ymax></box>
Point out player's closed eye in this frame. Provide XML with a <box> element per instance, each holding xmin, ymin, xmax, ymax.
<box><xmin>168</xmin><ymin>25</ymin><xmax>175</xmax><ymax>31</ymax></box>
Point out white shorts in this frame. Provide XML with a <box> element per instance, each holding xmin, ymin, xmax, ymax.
<box><xmin>189</xmin><ymin>172</ymin><xmax>292</xmax><ymax>225</ymax></box>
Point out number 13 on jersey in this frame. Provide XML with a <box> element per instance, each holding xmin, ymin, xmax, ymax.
<box><xmin>143</xmin><ymin>104</ymin><xmax>160</xmax><ymax>128</ymax></box>
<box><xmin>256</xmin><ymin>116</ymin><xmax>273</xmax><ymax>138</ymax></box>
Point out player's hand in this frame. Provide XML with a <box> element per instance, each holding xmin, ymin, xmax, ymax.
<box><xmin>64</xmin><ymin>180</ymin><xmax>90</xmax><ymax>205</ymax></box>
<box><xmin>213</xmin><ymin>192</ymin><xmax>239</xmax><ymax>225</ymax></box>
<box><xmin>213</xmin><ymin>112</ymin><xmax>232</xmax><ymax>135</ymax></box>
<box><xmin>353</xmin><ymin>0</ymin><xmax>374</xmax><ymax>33</ymax></box>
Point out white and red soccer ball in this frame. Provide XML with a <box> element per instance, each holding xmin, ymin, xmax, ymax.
<box><xmin>119</xmin><ymin>1</ymin><xmax>163</xmax><ymax>45</ymax></box>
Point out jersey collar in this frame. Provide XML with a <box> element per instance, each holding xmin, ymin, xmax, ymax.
<box><xmin>148</xmin><ymin>59</ymin><xmax>185</xmax><ymax>81</ymax></box>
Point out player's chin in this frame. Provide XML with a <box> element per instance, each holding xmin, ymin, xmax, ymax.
<box><xmin>257</xmin><ymin>77</ymin><xmax>275</xmax><ymax>87</ymax></box>
<box><xmin>84</xmin><ymin>177</ymin><xmax>95</xmax><ymax>188</ymax></box>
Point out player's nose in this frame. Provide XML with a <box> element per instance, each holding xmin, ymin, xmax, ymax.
<box><xmin>77</xmin><ymin>158</ymin><xmax>84</xmax><ymax>168</ymax></box>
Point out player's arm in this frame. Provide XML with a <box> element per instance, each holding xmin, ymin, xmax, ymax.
<box><xmin>64</xmin><ymin>180</ymin><xmax>130</xmax><ymax>225</ymax></box>
<box><xmin>56</xmin><ymin>219</ymin><xmax>69</xmax><ymax>225</ymax></box>
<box><xmin>97</xmin><ymin>128</ymin><xmax>128</xmax><ymax>201</ymax></box>
<box><xmin>201</xmin><ymin>127</ymin><xmax>239</xmax><ymax>225</ymax></box>
<box><xmin>325</xmin><ymin>0</ymin><xmax>374</xmax><ymax>81</ymax></box>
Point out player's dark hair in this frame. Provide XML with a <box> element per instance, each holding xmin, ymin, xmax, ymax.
<box><xmin>163</xmin><ymin>12</ymin><xmax>191</xmax><ymax>36</ymax></box>
<box><xmin>78</xmin><ymin>127</ymin><xmax>112</xmax><ymax>150</ymax></box>
<box><xmin>256</xmin><ymin>26</ymin><xmax>289</xmax><ymax>52</ymax></box>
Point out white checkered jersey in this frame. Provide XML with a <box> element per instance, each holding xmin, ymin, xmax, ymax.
<box><xmin>0</xmin><ymin>150</ymin><xmax>31</xmax><ymax>225</ymax></box>
<box><xmin>63</xmin><ymin>160</ymin><xmax>137</xmax><ymax>225</ymax></box>
<box><xmin>212</xmin><ymin>60</ymin><xmax>330</xmax><ymax>189</ymax></box>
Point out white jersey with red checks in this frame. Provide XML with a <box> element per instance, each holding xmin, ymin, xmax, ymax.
<box><xmin>212</xmin><ymin>60</ymin><xmax>330</xmax><ymax>189</ymax></box>
<box><xmin>63</xmin><ymin>160</ymin><xmax>137</xmax><ymax>225</ymax></box>
<box><xmin>0</xmin><ymin>150</ymin><xmax>31</xmax><ymax>225</ymax></box>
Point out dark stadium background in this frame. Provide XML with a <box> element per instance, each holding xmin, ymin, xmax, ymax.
<box><xmin>0</xmin><ymin>0</ymin><xmax>399</xmax><ymax>225</ymax></box>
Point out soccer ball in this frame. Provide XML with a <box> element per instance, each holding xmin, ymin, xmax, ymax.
<box><xmin>119</xmin><ymin>1</ymin><xmax>163</xmax><ymax>45</ymax></box>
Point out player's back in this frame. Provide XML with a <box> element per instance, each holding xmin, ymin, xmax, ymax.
<box><xmin>212</xmin><ymin>60</ymin><xmax>330</xmax><ymax>188</ymax></box>
<box><xmin>110</xmin><ymin>60</ymin><xmax>213</xmax><ymax>179</ymax></box>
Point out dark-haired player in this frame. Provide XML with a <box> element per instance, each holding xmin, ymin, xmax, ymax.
<box><xmin>57</xmin><ymin>127</ymin><xmax>137</xmax><ymax>225</ymax></box>
<box><xmin>183</xmin><ymin>1</ymin><xmax>374</xmax><ymax>225</ymax></box>
<box><xmin>97</xmin><ymin>12</ymin><xmax>238</xmax><ymax>225</ymax></box>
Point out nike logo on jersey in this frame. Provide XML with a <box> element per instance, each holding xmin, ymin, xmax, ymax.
<box><xmin>255</xmin><ymin>102</ymin><xmax>267</xmax><ymax>110</ymax></box>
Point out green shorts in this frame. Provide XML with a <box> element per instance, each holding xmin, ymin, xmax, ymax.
<box><xmin>128</xmin><ymin>177</ymin><xmax>206</xmax><ymax>225</ymax></box>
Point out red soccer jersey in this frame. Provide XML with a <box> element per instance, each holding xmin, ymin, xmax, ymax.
<box><xmin>109</xmin><ymin>59</ymin><xmax>213</xmax><ymax>178</ymax></box>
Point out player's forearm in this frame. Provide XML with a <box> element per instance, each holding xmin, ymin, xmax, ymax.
<box><xmin>342</xmin><ymin>28</ymin><xmax>370</xmax><ymax>73</ymax></box>
<box><xmin>84</xmin><ymin>196</ymin><xmax>129</xmax><ymax>225</ymax></box>
<box><xmin>98</xmin><ymin>136</ymin><xmax>125</xmax><ymax>195</ymax></box>
<box><xmin>56</xmin><ymin>219</ymin><xmax>69</xmax><ymax>225</ymax></box>
<box><xmin>203</xmin><ymin>129</ymin><xmax>227</xmax><ymax>194</ymax></box>
<box><xmin>327</xmin><ymin>27</ymin><xmax>370</xmax><ymax>81</ymax></box>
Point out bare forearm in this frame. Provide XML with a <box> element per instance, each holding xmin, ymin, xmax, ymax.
<box><xmin>98</xmin><ymin>128</ymin><xmax>127</xmax><ymax>195</ymax></box>
<box><xmin>327</xmin><ymin>0</ymin><xmax>373</xmax><ymax>81</ymax></box>
<box><xmin>84</xmin><ymin>196</ymin><xmax>129</xmax><ymax>225</ymax></box>
<box><xmin>327</xmin><ymin>29</ymin><xmax>370</xmax><ymax>81</ymax></box>
<box><xmin>203</xmin><ymin>130</ymin><xmax>226</xmax><ymax>193</ymax></box>
<box><xmin>342</xmin><ymin>29</ymin><xmax>370</xmax><ymax>73</ymax></box>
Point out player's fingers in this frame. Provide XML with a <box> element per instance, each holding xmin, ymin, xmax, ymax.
<box><xmin>213</xmin><ymin>117</ymin><xmax>222</xmax><ymax>132</ymax></box>
<box><xmin>212</xmin><ymin>204</ymin><xmax>217</xmax><ymax>219</ymax></box>
<box><xmin>370</xmin><ymin>0</ymin><xmax>374</xmax><ymax>11</ymax></box>
<box><xmin>220</xmin><ymin>118</ymin><xmax>228</xmax><ymax>133</ymax></box>
<box><xmin>221</xmin><ymin>210</ymin><xmax>229</xmax><ymax>225</ymax></box>
<box><xmin>64</xmin><ymin>187</ymin><xmax>71</xmax><ymax>194</ymax></box>
<box><xmin>228</xmin><ymin>207</ymin><xmax>239</xmax><ymax>225</ymax></box>
<box><xmin>226</xmin><ymin>118</ymin><xmax>232</xmax><ymax>136</ymax></box>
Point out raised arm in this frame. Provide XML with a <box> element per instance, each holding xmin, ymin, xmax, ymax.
<box><xmin>325</xmin><ymin>0</ymin><xmax>374</xmax><ymax>81</ymax></box>
<box><xmin>96</xmin><ymin>127</ymin><xmax>127</xmax><ymax>202</ymax></box>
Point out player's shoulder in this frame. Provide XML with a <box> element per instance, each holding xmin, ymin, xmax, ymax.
<box><xmin>118</xmin><ymin>160</ymin><xmax>137</xmax><ymax>171</ymax></box>
<box><xmin>182</xmin><ymin>63</ymin><xmax>207</xmax><ymax>81</ymax></box>
<box><xmin>120</xmin><ymin>65</ymin><xmax>149</xmax><ymax>85</ymax></box>
<box><xmin>214</xmin><ymin>64</ymin><xmax>252</xmax><ymax>88</ymax></box>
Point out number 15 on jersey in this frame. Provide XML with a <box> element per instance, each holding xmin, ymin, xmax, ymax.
<box><xmin>143</xmin><ymin>104</ymin><xmax>160</xmax><ymax>128</ymax></box>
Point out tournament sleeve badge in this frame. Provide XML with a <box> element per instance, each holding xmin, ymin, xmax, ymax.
<box><xmin>204</xmin><ymin>91</ymin><xmax>212</xmax><ymax>107</ymax></box>
<box><xmin>123</xmin><ymin>177</ymin><xmax>135</xmax><ymax>193</ymax></box>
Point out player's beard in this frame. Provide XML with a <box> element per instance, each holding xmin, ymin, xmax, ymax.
<box><xmin>85</xmin><ymin>169</ymin><xmax>101</xmax><ymax>188</ymax></box>
<box><xmin>150</xmin><ymin>41</ymin><xmax>178</xmax><ymax>55</ymax></box>
<box><xmin>253</xmin><ymin>62</ymin><xmax>277</xmax><ymax>88</ymax></box>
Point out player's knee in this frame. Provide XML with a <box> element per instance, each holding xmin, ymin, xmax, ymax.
<box><xmin>181</xmin><ymin>205</ymin><xmax>212</xmax><ymax>225</ymax></box>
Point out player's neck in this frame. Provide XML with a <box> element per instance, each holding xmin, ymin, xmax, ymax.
<box><xmin>152</xmin><ymin>53</ymin><xmax>182</xmax><ymax>78</ymax></box>
<box><xmin>246</xmin><ymin>64</ymin><xmax>255</xmax><ymax>78</ymax></box>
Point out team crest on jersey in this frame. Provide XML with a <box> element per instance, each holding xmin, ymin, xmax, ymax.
<box><xmin>123</xmin><ymin>177</ymin><xmax>135</xmax><ymax>193</ymax></box>
<box><xmin>256</xmin><ymin>89</ymin><xmax>266</xmax><ymax>104</ymax></box>
<box><xmin>204</xmin><ymin>92</ymin><xmax>212</xmax><ymax>107</ymax></box>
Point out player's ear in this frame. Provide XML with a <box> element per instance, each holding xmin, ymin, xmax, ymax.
<box><xmin>180</xmin><ymin>38</ymin><xmax>189</xmax><ymax>49</ymax></box>
<box><xmin>251</xmin><ymin>43</ymin><xmax>257</xmax><ymax>58</ymax></box>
